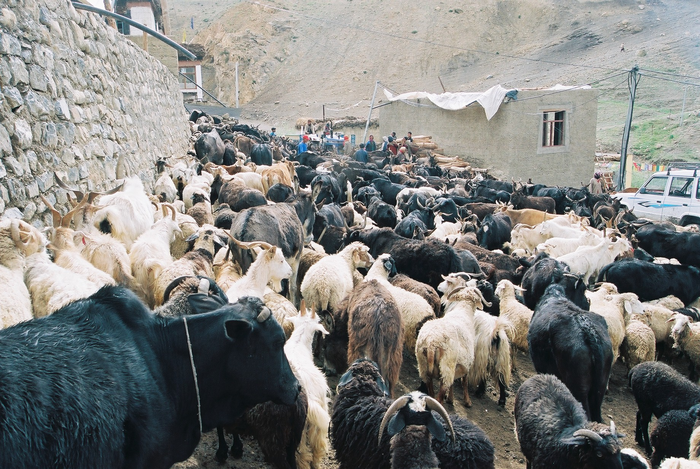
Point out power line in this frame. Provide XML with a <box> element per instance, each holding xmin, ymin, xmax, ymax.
<box><xmin>247</xmin><ymin>0</ymin><xmax>629</xmax><ymax>75</ymax></box>
<box><xmin>638</xmin><ymin>68</ymin><xmax>700</xmax><ymax>81</ymax></box>
<box><xmin>638</xmin><ymin>71</ymin><xmax>700</xmax><ymax>88</ymax></box>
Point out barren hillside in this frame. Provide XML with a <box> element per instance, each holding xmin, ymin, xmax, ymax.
<box><xmin>170</xmin><ymin>0</ymin><xmax>700</xmax><ymax>161</ymax></box>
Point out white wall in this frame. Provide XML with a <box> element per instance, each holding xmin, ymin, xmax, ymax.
<box><xmin>128</xmin><ymin>5</ymin><xmax>156</xmax><ymax>35</ymax></box>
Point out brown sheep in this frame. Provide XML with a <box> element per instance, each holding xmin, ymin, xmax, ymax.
<box><xmin>346</xmin><ymin>279</ymin><xmax>404</xmax><ymax>397</ymax></box>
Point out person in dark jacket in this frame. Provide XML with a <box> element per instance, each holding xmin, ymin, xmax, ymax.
<box><xmin>354</xmin><ymin>143</ymin><xmax>368</xmax><ymax>163</ymax></box>
<box><xmin>366</xmin><ymin>135</ymin><xmax>377</xmax><ymax>152</ymax></box>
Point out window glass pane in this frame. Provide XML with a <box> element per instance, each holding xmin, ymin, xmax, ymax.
<box><xmin>643</xmin><ymin>177</ymin><xmax>668</xmax><ymax>194</ymax></box>
<box><xmin>669</xmin><ymin>177</ymin><xmax>694</xmax><ymax>198</ymax></box>
<box><xmin>542</xmin><ymin>111</ymin><xmax>565</xmax><ymax>147</ymax></box>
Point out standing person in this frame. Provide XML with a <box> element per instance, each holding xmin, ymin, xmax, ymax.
<box><xmin>270</xmin><ymin>127</ymin><xmax>276</xmax><ymax>138</ymax></box>
<box><xmin>354</xmin><ymin>143</ymin><xmax>368</xmax><ymax>163</ymax></box>
<box><xmin>324</xmin><ymin>122</ymin><xmax>332</xmax><ymax>137</ymax></box>
<box><xmin>298</xmin><ymin>135</ymin><xmax>309</xmax><ymax>154</ymax></box>
<box><xmin>589</xmin><ymin>172</ymin><xmax>603</xmax><ymax>194</ymax></box>
<box><xmin>305</xmin><ymin>120</ymin><xmax>314</xmax><ymax>135</ymax></box>
<box><xmin>381</xmin><ymin>136</ymin><xmax>389</xmax><ymax>152</ymax></box>
<box><xmin>387</xmin><ymin>136</ymin><xmax>398</xmax><ymax>156</ymax></box>
<box><xmin>366</xmin><ymin>135</ymin><xmax>377</xmax><ymax>152</ymax></box>
<box><xmin>404</xmin><ymin>131</ymin><xmax>413</xmax><ymax>143</ymax></box>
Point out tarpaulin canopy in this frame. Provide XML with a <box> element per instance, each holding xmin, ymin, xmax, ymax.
<box><xmin>383</xmin><ymin>84</ymin><xmax>591</xmax><ymax>121</ymax></box>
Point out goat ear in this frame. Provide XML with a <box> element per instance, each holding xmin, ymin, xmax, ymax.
<box><xmin>337</xmin><ymin>369</ymin><xmax>354</xmax><ymax>388</ymax></box>
<box><xmin>426</xmin><ymin>414</ymin><xmax>448</xmax><ymax>442</ymax></box>
<box><xmin>387</xmin><ymin>411</ymin><xmax>407</xmax><ymax>438</ymax></box>
<box><xmin>187</xmin><ymin>293</ymin><xmax>227</xmax><ymax>315</ymax></box>
<box><xmin>224</xmin><ymin>319</ymin><xmax>253</xmax><ymax>341</ymax></box>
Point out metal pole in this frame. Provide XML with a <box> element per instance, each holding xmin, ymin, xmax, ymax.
<box><xmin>618</xmin><ymin>66</ymin><xmax>640</xmax><ymax>191</ymax></box>
<box><xmin>438</xmin><ymin>76</ymin><xmax>446</xmax><ymax>93</ymax></box>
<box><xmin>178</xmin><ymin>72</ymin><xmax>227</xmax><ymax>106</ymax></box>
<box><xmin>235</xmin><ymin>61</ymin><xmax>239</xmax><ymax>108</ymax></box>
<box><xmin>362</xmin><ymin>81</ymin><xmax>380</xmax><ymax>146</ymax></box>
<box><xmin>71</xmin><ymin>1</ymin><xmax>196</xmax><ymax>60</ymax></box>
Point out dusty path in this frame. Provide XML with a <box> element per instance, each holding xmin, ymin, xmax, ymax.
<box><xmin>176</xmin><ymin>349</ymin><xmax>650</xmax><ymax>469</ymax></box>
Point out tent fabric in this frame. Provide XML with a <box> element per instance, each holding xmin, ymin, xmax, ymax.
<box><xmin>383</xmin><ymin>84</ymin><xmax>591</xmax><ymax>121</ymax></box>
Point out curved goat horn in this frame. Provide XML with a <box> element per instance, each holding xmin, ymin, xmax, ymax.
<box><xmin>572</xmin><ymin>429</ymin><xmax>603</xmax><ymax>443</ymax></box>
<box><xmin>425</xmin><ymin>396</ymin><xmax>455</xmax><ymax>444</ymax></box>
<box><xmin>377</xmin><ymin>395</ymin><xmax>411</xmax><ymax>445</ymax></box>
<box><xmin>40</xmin><ymin>195</ymin><xmax>62</xmax><ymax>228</ymax></box>
<box><xmin>225</xmin><ymin>232</ymin><xmax>274</xmax><ymax>251</ymax></box>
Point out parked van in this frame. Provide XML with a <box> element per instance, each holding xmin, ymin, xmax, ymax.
<box><xmin>613</xmin><ymin>164</ymin><xmax>700</xmax><ymax>226</ymax></box>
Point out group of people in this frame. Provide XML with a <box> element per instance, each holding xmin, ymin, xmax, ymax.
<box><xmin>354</xmin><ymin>131</ymin><xmax>415</xmax><ymax>164</ymax></box>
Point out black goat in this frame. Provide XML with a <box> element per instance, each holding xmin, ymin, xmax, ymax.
<box><xmin>528</xmin><ymin>283</ymin><xmax>613</xmax><ymax>422</ymax></box>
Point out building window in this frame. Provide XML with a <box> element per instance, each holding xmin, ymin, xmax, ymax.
<box><xmin>116</xmin><ymin>10</ymin><xmax>131</xmax><ymax>35</ymax></box>
<box><xmin>542</xmin><ymin>110</ymin><xmax>565</xmax><ymax>147</ymax></box>
<box><xmin>179</xmin><ymin>67</ymin><xmax>197</xmax><ymax>90</ymax></box>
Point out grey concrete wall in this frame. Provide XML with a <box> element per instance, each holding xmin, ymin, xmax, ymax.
<box><xmin>378</xmin><ymin>89</ymin><xmax>598</xmax><ymax>186</ymax></box>
<box><xmin>0</xmin><ymin>0</ymin><xmax>189</xmax><ymax>226</ymax></box>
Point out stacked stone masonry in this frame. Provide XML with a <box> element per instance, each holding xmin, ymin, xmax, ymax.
<box><xmin>0</xmin><ymin>0</ymin><xmax>189</xmax><ymax>227</ymax></box>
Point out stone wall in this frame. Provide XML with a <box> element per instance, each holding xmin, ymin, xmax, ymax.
<box><xmin>0</xmin><ymin>0</ymin><xmax>189</xmax><ymax>227</ymax></box>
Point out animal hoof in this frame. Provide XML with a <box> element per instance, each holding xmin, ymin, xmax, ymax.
<box><xmin>215</xmin><ymin>449</ymin><xmax>228</xmax><ymax>463</ymax></box>
<box><xmin>231</xmin><ymin>442</ymin><xmax>243</xmax><ymax>459</ymax></box>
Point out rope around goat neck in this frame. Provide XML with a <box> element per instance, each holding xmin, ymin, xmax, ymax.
<box><xmin>183</xmin><ymin>316</ymin><xmax>203</xmax><ymax>435</ymax></box>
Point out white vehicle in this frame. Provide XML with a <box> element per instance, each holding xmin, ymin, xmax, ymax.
<box><xmin>614</xmin><ymin>164</ymin><xmax>700</xmax><ymax>226</ymax></box>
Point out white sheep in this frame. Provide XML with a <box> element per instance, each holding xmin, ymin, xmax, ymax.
<box><xmin>0</xmin><ymin>219</ymin><xmax>45</xmax><ymax>327</ymax></box>
<box><xmin>640</xmin><ymin>302</ymin><xmax>679</xmax><ymax>358</ymax></box>
<box><xmin>364</xmin><ymin>254</ymin><xmax>435</xmax><ymax>353</ymax></box>
<box><xmin>284</xmin><ymin>302</ymin><xmax>331</xmax><ymax>469</ymax></box>
<box><xmin>620</xmin><ymin>312</ymin><xmax>656</xmax><ymax>370</ymax></box>
<box><xmin>129</xmin><ymin>204</ymin><xmax>182</xmax><ymax>307</ymax></box>
<box><xmin>649</xmin><ymin>295</ymin><xmax>686</xmax><ymax>311</ymax></box>
<box><xmin>92</xmin><ymin>176</ymin><xmax>154</xmax><ymax>250</ymax></box>
<box><xmin>225</xmin><ymin>238</ymin><xmax>293</xmax><ymax>303</ymax></box>
<box><xmin>24</xmin><ymin>250</ymin><xmax>101</xmax><ymax>317</ymax></box>
<box><xmin>660</xmin><ymin>458</ymin><xmax>700</xmax><ymax>469</ymax></box>
<box><xmin>586</xmin><ymin>283</ymin><xmax>642</xmax><ymax>364</ymax></box>
<box><xmin>416</xmin><ymin>283</ymin><xmax>484</xmax><ymax>406</ymax></box>
<box><xmin>670</xmin><ymin>314</ymin><xmax>700</xmax><ymax>380</ymax></box>
<box><xmin>494</xmin><ymin>279</ymin><xmax>533</xmax><ymax>355</ymax></box>
<box><xmin>300</xmin><ymin>242</ymin><xmax>373</xmax><ymax>314</ymax></box>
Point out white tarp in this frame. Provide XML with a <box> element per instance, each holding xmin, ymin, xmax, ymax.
<box><xmin>383</xmin><ymin>84</ymin><xmax>513</xmax><ymax>120</ymax></box>
<box><xmin>383</xmin><ymin>84</ymin><xmax>592</xmax><ymax>121</ymax></box>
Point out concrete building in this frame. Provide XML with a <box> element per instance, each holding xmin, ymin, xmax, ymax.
<box><xmin>113</xmin><ymin>0</ymin><xmax>178</xmax><ymax>74</ymax></box>
<box><xmin>178</xmin><ymin>44</ymin><xmax>205</xmax><ymax>103</ymax></box>
<box><xmin>378</xmin><ymin>87</ymin><xmax>598</xmax><ymax>186</ymax></box>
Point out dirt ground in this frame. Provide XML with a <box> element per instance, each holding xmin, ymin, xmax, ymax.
<box><xmin>174</xmin><ymin>348</ymin><xmax>652</xmax><ymax>469</ymax></box>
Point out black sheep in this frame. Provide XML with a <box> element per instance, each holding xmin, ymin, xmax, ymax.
<box><xmin>331</xmin><ymin>359</ymin><xmax>495</xmax><ymax>469</ymax></box>
<box><xmin>650</xmin><ymin>409</ymin><xmax>695</xmax><ymax>468</ymax></box>
<box><xmin>515</xmin><ymin>374</ymin><xmax>623</xmax><ymax>469</ymax></box>
<box><xmin>629</xmin><ymin>361</ymin><xmax>700</xmax><ymax>455</ymax></box>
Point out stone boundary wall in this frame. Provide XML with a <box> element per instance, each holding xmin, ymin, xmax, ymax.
<box><xmin>0</xmin><ymin>0</ymin><xmax>189</xmax><ymax>227</ymax></box>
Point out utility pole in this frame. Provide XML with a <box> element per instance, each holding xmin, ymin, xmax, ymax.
<box><xmin>363</xmin><ymin>81</ymin><xmax>380</xmax><ymax>146</ymax></box>
<box><xmin>618</xmin><ymin>66</ymin><xmax>640</xmax><ymax>191</ymax></box>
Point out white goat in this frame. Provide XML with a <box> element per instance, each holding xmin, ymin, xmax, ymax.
<box><xmin>468</xmin><ymin>310</ymin><xmax>512</xmax><ymax>407</ymax></box>
<box><xmin>364</xmin><ymin>254</ymin><xmax>435</xmax><ymax>353</ymax></box>
<box><xmin>0</xmin><ymin>219</ymin><xmax>45</xmax><ymax>327</ymax></box>
<box><xmin>154</xmin><ymin>171</ymin><xmax>178</xmax><ymax>203</ymax></box>
<box><xmin>556</xmin><ymin>236</ymin><xmax>631</xmax><ymax>285</ymax></box>
<box><xmin>129</xmin><ymin>204</ymin><xmax>182</xmax><ymax>307</ymax></box>
<box><xmin>24</xmin><ymin>250</ymin><xmax>101</xmax><ymax>317</ymax></box>
<box><xmin>225</xmin><ymin>238</ymin><xmax>293</xmax><ymax>303</ymax></box>
<box><xmin>416</xmin><ymin>283</ymin><xmax>484</xmax><ymax>406</ymax></box>
<box><xmin>535</xmin><ymin>230</ymin><xmax>602</xmax><ymax>258</ymax></box>
<box><xmin>284</xmin><ymin>302</ymin><xmax>331</xmax><ymax>469</ymax></box>
<box><xmin>92</xmin><ymin>176</ymin><xmax>154</xmax><ymax>250</ymax></box>
<box><xmin>300</xmin><ymin>242</ymin><xmax>373</xmax><ymax>313</ymax></box>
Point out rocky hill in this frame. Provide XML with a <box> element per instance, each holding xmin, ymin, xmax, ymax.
<box><xmin>169</xmin><ymin>0</ymin><xmax>700</xmax><ymax>162</ymax></box>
